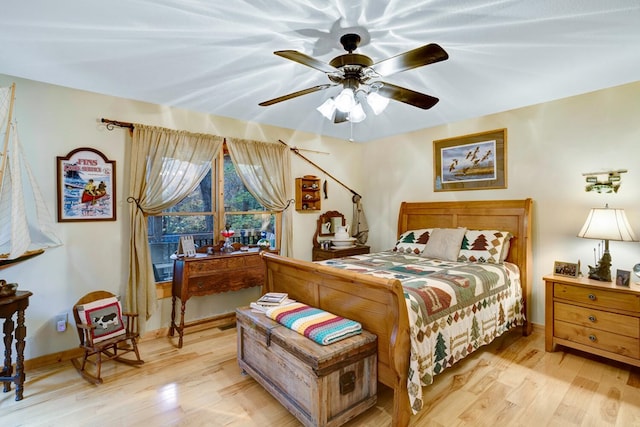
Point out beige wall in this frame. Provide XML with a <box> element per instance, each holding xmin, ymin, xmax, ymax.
<box><xmin>361</xmin><ymin>80</ymin><xmax>640</xmax><ymax>325</ymax></box>
<box><xmin>0</xmin><ymin>74</ymin><xmax>363</xmax><ymax>360</ymax></box>
<box><xmin>3</xmin><ymin>72</ymin><xmax>639</xmax><ymax>361</ymax></box>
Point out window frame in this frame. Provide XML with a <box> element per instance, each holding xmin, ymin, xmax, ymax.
<box><xmin>151</xmin><ymin>143</ymin><xmax>281</xmax><ymax>286</ymax></box>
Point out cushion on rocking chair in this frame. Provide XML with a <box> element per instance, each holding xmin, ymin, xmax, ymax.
<box><xmin>77</xmin><ymin>296</ymin><xmax>126</xmax><ymax>343</ymax></box>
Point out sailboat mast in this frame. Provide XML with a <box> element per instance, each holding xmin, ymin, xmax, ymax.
<box><xmin>0</xmin><ymin>83</ymin><xmax>16</xmax><ymax>193</ymax></box>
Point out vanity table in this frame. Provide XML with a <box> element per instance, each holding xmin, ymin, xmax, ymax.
<box><xmin>311</xmin><ymin>210</ymin><xmax>370</xmax><ymax>261</ymax></box>
<box><xmin>312</xmin><ymin>245</ymin><xmax>370</xmax><ymax>261</ymax></box>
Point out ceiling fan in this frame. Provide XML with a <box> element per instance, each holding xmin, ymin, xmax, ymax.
<box><xmin>259</xmin><ymin>33</ymin><xmax>449</xmax><ymax>123</ymax></box>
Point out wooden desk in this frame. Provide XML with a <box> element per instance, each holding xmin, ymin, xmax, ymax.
<box><xmin>0</xmin><ymin>290</ymin><xmax>32</xmax><ymax>401</ymax></box>
<box><xmin>170</xmin><ymin>248</ymin><xmax>277</xmax><ymax>348</ymax></box>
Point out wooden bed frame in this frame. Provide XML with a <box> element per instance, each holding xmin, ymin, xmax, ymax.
<box><xmin>262</xmin><ymin>199</ymin><xmax>533</xmax><ymax>426</ymax></box>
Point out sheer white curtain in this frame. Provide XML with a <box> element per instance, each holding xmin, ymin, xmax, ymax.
<box><xmin>128</xmin><ymin>124</ymin><xmax>223</xmax><ymax>331</ymax></box>
<box><xmin>226</xmin><ymin>138</ymin><xmax>293</xmax><ymax>257</ymax></box>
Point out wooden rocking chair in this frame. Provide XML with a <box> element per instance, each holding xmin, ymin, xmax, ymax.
<box><xmin>71</xmin><ymin>290</ymin><xmax>144</xmax><ymax>384</ymax></box>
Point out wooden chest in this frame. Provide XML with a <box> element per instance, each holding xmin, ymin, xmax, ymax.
<box><xmin>236</xmin><ymin>307</ymin><xmax>377</xmax><ymax>427</ymax></box>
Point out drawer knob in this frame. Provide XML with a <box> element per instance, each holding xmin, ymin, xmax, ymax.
<box><xmin>589</xmin><ymin>334</ymin><xmax>597</xmax><ymax>342</ymax></box>
<box><xmin>588</xmin><ymin>294</ymin><xmax>596</xmax><ymax>301</ymax></box>
<box><xmin>588</xmin><ymin>315</ymin><xmax>596</xmax><ymax>322</ymax></box>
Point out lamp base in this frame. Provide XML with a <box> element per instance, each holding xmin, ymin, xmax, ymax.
<box><xmin>587</xmin><ymin>252</ymin><xmax>612</xmax><ymax>282</ymax></box>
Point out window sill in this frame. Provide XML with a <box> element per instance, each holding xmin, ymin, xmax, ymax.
<box><xmin>156</xmin><ymin>281</ymin><xmax>172</xmax><ymax>299</ymax></box>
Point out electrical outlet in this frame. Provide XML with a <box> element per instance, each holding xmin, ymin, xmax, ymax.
<box><xmin>56</xmin><ymin>312</ymin><xmax>68</xmax><ymax>332</ymax></box>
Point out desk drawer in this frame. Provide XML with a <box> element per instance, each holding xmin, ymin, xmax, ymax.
<box><xmin>554</xmin><ymin>320</ymin><xmax>639</xmax><ymax>358</ymax></box>
<box><xmin>554</xmin><ymin>302</ymin><xmax>640</xmax><ymax>337</ymax></box>
<box><xmin>189</xmin><ymin>256</ymin><xmax>254</xmax><ymax>274</ymax></box>
<box><xmin>554</xmin><ymin>283</ymin><xmax>640</xmax><ymax>313</ymax></box>
<box><xmin>188</xmin><ymin>269</ymin><xmax>263</xmax><ymax>295</ymax></box>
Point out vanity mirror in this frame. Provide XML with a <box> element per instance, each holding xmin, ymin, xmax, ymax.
<box><xmin>313</xmin><ymin>210</ymin><xmax>346</xmax><ymax>247</ymax></box>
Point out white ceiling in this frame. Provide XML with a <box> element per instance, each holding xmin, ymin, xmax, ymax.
<box><xmin>2</xmin><ymin>1</ymin><xmax>639</xmax><ymax>142</ymax></box>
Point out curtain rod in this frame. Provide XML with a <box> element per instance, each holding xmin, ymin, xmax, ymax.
<box><xmin>101</xmin><ymin>118</ymin><xmax>134</xmax><ymax>130</ymax></box>
<box><xmin>278</xmin><ymin>139</ymin><xmax>361</xmax><ymax>201</ymax></box>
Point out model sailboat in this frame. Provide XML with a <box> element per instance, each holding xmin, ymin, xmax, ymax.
<box><xmin>0</xmin><ymin>83</ymin><xmax>62</xmax><ymax>269</ymax></box>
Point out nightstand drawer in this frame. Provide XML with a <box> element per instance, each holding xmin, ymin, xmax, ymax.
<box><xmin>554</xmin><ymin>283</ymin><xmax>640</xmax><ymax>313</ymax></box>
<box><xmin>554</xmin><ymin>302</ymin><xmax>640</xmax><ymax>338</ymax></box>
<box><xmin>554</xmin><ymin>320</ymin><xmax>640</xmax><ymax>358</ymax></box>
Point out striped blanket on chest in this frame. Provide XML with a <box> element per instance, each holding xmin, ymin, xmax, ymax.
<box><xmin>265</xmin><ymin>302</ymin><xmax>362</xmax><ymax>345</ymax></box>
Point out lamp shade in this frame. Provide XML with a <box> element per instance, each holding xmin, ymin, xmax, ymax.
<box><xmin>334</xmin><ymin>88</ymin><xmax>355</xmax><ymax>112</ymax></box>
<box><xmin>316</xmin><ymin>97</ymin><xmax>336</xmax><ymax>120</ymax></box>
<box><xmin>577</xmin><ymin>206</ymin><xmax>638</xmax><ymax>242</ymax></box>
<box><xmin>367</xmin><ymin>91</ymin><xmax>389</xmax><ymax>115</ymax></box>
<box><xmin>348</xmin><ymin>102</ymin><xmax>366</xmax><ymax>123</ymax></box>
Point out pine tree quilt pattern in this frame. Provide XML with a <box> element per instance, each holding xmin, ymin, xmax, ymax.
<box><xmin>318</xmin><ymin>251</ymin><xmax>525</xmax><ymax>414</ymax></box>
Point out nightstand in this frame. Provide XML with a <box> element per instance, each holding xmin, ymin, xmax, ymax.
<box><xmin>312</xmin><ymin>245</ymin><xmax>370</xmax><ymax>261</ymax></box>
<box><xmin>544</xmin><ymin>274</ymin><xmax>640</xmax><ymax>367</ymax></box>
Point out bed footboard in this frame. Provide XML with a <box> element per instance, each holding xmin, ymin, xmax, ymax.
<box><xmin>261</xmin><ymin>252</ymin><xmax>413</xmax><ymax>426</ymax></box>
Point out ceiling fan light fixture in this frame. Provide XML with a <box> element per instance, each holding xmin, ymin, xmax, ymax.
<box><xmin>316</xmin><ymin>97</ymin><xmax>336</xmax><ymax>120</ymax></box>
<box><xmin>367</xmin><ymin>90</ymin><xmax>389</xmax><ymax>115</ymax></box>
<box><xmin>334</xmin><ymin>87</ymin><xmax>355</xmax><ymax>112</ymax></box>
<box><xmin>349</xmin><ymin>102</ymin><xmax>366</xmax><ymax>123</ymax></box>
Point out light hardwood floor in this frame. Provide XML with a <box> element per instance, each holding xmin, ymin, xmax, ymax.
<box><xmin>2</xmin><ymin>322</ymin><xmax>640</xmax><ymax>426</ymax></box>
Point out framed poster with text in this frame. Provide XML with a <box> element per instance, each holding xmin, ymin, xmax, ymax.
<box><xmin>57</xmin><ymin>147</ymin><xmax>116</xmax><ymax>222</ymax></box>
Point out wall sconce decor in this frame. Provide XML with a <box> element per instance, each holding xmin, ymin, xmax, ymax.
<box><xmin>582</xmin><ymin>169</ymin><xmax>627</xmax><ymax>193</ymax></box>
<box><xmin>577</xmin><ymin>204</ymin><xmax>637</xmax><ymax>281</ymax></box>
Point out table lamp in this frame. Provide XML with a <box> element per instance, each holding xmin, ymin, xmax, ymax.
<box><xmin>577</xmin><ymin>204</ymin><xmax>637</xmax><ymax>281</ymax></box>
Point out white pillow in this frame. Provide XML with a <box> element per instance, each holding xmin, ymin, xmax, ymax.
<box><xmin>421</xmin><ymin>228</ymin><xmax>467</xmax><ymax>262</ymax></box>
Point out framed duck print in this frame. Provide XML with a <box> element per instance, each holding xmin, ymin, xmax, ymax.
<box><xmin>433</xmin><ymin>128</ymin><xmax>507</xmax><ymax>192</ymax></box>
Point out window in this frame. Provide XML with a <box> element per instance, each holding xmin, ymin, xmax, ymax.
<box><xmin>147</xmin><ymin>149</ymin><xmax>278</xmax><ymax>282</ymax></box>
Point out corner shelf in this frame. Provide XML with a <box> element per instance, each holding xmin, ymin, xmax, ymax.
<box><xmin>295</xmin><ymin>177</ymin><xmax>321</xmax><ymax>212</ymax></box>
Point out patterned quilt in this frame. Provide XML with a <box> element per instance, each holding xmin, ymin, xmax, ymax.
<box><xmin>317</xmin><ymin>251</ymin><xmax>525</xmax><ymax>414</ymax></box>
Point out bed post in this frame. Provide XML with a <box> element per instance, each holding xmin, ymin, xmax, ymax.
<box><xmin>520</xmin><ymin>198</ymin><xmax>533</xmax><ymax>336</ymax></box>
<box><xmin>393</xmin><ymin>389</ymin><xmax>412</xmax><ymax>427</ymax></box>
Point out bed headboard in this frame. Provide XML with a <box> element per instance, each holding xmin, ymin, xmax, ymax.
<box><xmin>397</xmin><ymin>199</ymin><xmax>533</xmax><ymax>333</ymax></box>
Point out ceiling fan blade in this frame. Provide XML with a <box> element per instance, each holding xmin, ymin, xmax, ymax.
<box><xmin>377</xmin><ymin>82</ymin><xmax>440</xmax><ymax>109</ymax></box>
<box><xmin>274</xmin><ymin>50</ymin><xmax>338</xmax><ymax>73</ymax></box>
<box><xmin>372</xmin><ymin>43</ymin><xmax>448</xmax><ymax>76</ymax></box>
<box><xmin>334</xmin><ymin>110</ymin><xmax>349</xmax><ymax>123</ymax></box>
<box><xmin>259</xmin><ymin>84</ymin><xmax>333</xmax><ymax>106</ymax></box>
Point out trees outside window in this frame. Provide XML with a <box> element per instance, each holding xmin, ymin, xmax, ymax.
<box><xmin>148</xmin><ymin>150</ymin><xmax>277</xmax><ymax>282</ymax></box>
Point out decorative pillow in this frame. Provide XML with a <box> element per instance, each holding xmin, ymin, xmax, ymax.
<box><xmin>457</xmin><ymin>230</ymin><xmax>513</xmax><ymax>264</ymax></box>
<box><xmin>393</xmin><ymin>228</ymin><xmax>433</xmax><ymax>254</ymax></box>
<box><xmin>421</xmin><ymin>228</ymin><xmax>467</xmax><ymax>261</ymax></box>
<box><xmin>500</xmin><ymin>239</ymin><xmax>512</xmax><ymax>263</ymax></box>
<box><xmin>77</xmin><ymin>296</ymin><xmax>126</xmax><ymax>343</ymax></box>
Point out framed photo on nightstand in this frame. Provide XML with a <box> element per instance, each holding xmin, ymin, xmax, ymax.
<box><xmin>616</xmin><ymin>269</ymin><xmax>631</xmax><ymax>287</ymax></box>
<box><xmin>554</xmin><ymin>261</ymin><xmax>579</xmax><ymax>278</ymax></box>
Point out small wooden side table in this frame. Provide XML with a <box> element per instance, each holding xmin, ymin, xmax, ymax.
<box><xmin>0</xmin><ymin>290</ymin><xmax>32</xmax><ymax>401</ymax></box>
<box><xmin>312</xmin><ymin>245</ymin><xmax>370</xmax><ymax>261</ymax></box>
